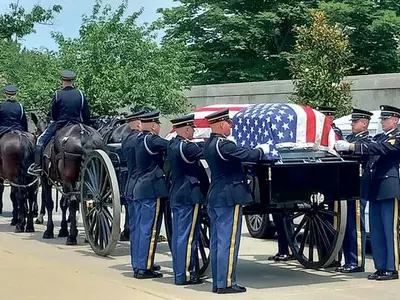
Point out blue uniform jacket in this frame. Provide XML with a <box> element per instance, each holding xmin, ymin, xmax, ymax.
<box><xmin>121</xmin><ymin>129</ymin><xmax>141</xmax><ymax>200</ymax></box>
<box><xmin>345</xmin><ymin>131</ymin><xmax>372</xmax><ymax>200</ymax></box>
<box><xmin>353</xmin><ymin>128</ymin><xmax>400</xmax><ymax>201</ymax></box>
<box><xmin>132</xmin><ymin>131</ymin><xmax>169</xmax><ymax>201</ymax></box>
<box><xmin>167</xmin><ymin>135</ymin><xmax>205</xmax><ymax>207</ymax></box>
<box><xmin>204</xmin><ymin>133</ymin><xmax>264</xmax><ymax>207</ymax></box>
<box><xmin>0</xmin><ymin>98</ymin><xmax>28</xmax><ymax>132</ymax></box>
<box><xmin>51</xmin><ymin>86</ymin><xmax>90</xmax><ymax>128</ymax></box>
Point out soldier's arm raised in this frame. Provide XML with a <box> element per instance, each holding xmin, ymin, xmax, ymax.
<box><xmin>146</xmin><ymin>134</ymin><xmax>169</xmax><ymax>153</ymax></box>
<box><xmin>183</xmin><ymin>141</ymin><xmax>204</xmax><ymax>161</ymax></box>
<box><xmin>218</xmin><ymin>139</ymin><xmax>264</xmax><ymax>162</ymax></box>
<box><xmin>352</xmin><ymin>136</ymin><xmax>400</xmax><ymax>155</ymax></box>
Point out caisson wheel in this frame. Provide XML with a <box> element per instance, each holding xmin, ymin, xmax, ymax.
<box><xmin>245</xmin><ymin>214</ymin><xmax>276</xmax><ymax>239</ymax></box>
<box><xmin>80</xmin><ymin>149</ymin><xmax>121</xmax><ymax>256</ymax></box>
<box><xmin>283</xmin><ymin>200</ymin><xmax>347</xmax><ymax>269</ymax></box>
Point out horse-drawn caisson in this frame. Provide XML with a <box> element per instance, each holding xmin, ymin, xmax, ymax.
<box><xmin>23</xmin><ymin>100</ymin><xmax>360</xmax><ymax>279</ymax></box>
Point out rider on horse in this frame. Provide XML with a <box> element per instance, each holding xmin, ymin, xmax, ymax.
<box><xmin>0</xmin><ymin>85</ymin><xmax>28</xmax><ymax>137</ymax></box>
<box><xmin>29</xmin><ymin>70</ymin><xmax>91</xmax><ymax>175</ymax></box>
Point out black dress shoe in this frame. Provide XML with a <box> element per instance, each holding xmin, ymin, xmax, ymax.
<box><xmin>367</xmin><ymin>271</ymin><xmax>383</xmax><ymax>280</ymax></box>
<box><xmin>337</xmin><ymin>265</ymin><xmax>365</xmax><ymax>273</ymax></box>
<box><xmin>377</xmin><ymin>271</ymin><xmax>399</xmax><ymax>281</ymax></box>
<box><xmin>135</xmin><ymin>269</ymin><xmax>163</xmax><ymax>279</ymax></box>
<box><xmin>268</xmin><ymin>253</ymin><xmax>296</xmax><ymax>261</ymax></box>
<box><xmin>212</xmin><ymin>287</ymin><xmax>217</xmax><ymax>293</ymax></box>
<box><xmin>217</xmin><ymin>284</ymin><xmax>247</xmax><ymax>294</ymax></box>
<box><xmin>176</xmin><ymin>277</ymin><xmax>204</xmax><ymax>285</ymax></box>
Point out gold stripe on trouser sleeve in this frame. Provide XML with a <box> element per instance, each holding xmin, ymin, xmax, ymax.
<box><xmin>393</xmin><ymin>198</ymin><xmax>399</xmax><ymax>270</ymax></box>
<box><xmin>185</xmin><ymin>204</ymin><xmax>200</xmax><ymax>282</ymax></box>
<box><xmin>227</xmin><ymin>204</ymin><xmax>240</xmax><ymax>287</ymax></box>
<box><xmin>355</xmin><ymin>200</ymin><xmax>362</xmax><ymax>267</ymax></box>
<box><xmin>146</xmin><ymin>198</ymin><xmax>161</xmax><ymax>270</ymax></box>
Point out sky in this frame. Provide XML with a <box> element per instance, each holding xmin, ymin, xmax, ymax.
<box><xmin>0</xmin><ymin>0</ymin><xmax>176</xmax><ymax>50</ymax></box>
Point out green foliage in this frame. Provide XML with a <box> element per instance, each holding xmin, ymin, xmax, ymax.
<box><xmin>320</xmin><ymin>0</ymin><xmax>400</xmax><ymax>75</ymax></box>
<box><xmin>0</xmin><ymin>2</ymin><xmax>62</xmax><ymax>41</ymax></box>
<box><xmin>288</xmin><ymin>10</ymin><xmax>353</xmax><ymax>117</ymax></box>
<box><xmin>155</xmin><ymin>0</ymin><xmax>400</xmax><ymax>84</ymax></box>
<box><xmin>54</xmin><ymin>0</ymin><xmax>195</xmax><ymax>116</ymax></box>
<box><xmin>155</xmin><ymin>0</ymin><xmax>316</xmax><ymax>85</ymax></box>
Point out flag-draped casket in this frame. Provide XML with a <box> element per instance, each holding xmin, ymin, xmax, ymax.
<box><xmin>165</xmin><ymin>103</ymin><xmax>338</xmax><ymax>159</ymax></box>
<box><xmin>230</xmin><ymin>103</ymin><xmax>338</xmax><ymax>160</ymax></box>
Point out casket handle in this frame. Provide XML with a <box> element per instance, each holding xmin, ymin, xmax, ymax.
<box><xmin>302</xmin><ymin>158</ymin><xmax>322</xmax><ymax>163</ymax></box>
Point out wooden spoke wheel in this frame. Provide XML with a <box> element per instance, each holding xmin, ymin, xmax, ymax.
<box><xmin>283</xmin><ymin>200</ymin><xmax>347</xmax><ymax>269</ymax></box>
<box><xmin>80</xmin><ymin>149</ymin><xmax>121</xmax><ymax>256</ymax></box>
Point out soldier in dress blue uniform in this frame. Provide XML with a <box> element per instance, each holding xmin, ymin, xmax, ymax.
<box><xmin>132</xmin><ymin>110</ymin><xmax>169</xmax><ymax>279</ymax></box>
<box><xmin>29</xmin><ymin>70</ymin><xmax>91</xmax><ymax>175</ymax></box>
<box><xmin>0</xmin><ymin>85</ymin><xmax>28</xmax><ymax>137</ymax></box>
<box><xmin>121</xmin><ymin>110</ymin><xmax>149</xmax><ymax>270</ymax></box>
<box><xmin>167</xmin><ymin>114</ymin><xmax>205</xmax><ymax>285</ymax></box>
<box><xmin>203</xmin><ymin>109</ymin><xmax>268</xmax><ymax>294</ymax></box>
<box><xmin>336</xmin><ymin>108</ymin><xmax>372</xmax><ymax>273</ymax></box>
<box><xmin>335</xmin><ymin>105</ymin><xmax>400</xmax><ymax>280</ymax></box>
<box><xmin>316</xmin><ymin>106</ymin><xmax>343</xmax><ymax>140</ymax></box>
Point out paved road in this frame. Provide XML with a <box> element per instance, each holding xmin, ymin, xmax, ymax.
<box><xmin>1</xmin><ymin>187</ymin><xmax>399</xmax><ymax>300</ymax></box>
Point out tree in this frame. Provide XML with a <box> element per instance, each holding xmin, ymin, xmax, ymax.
<box><xmin>155</xmin><ymin>0</ymin><xmax>316</xmax><ymax>85</ymax></box>
<box><xmin>288</xmin><ymin>10</ymin><xmax>353</xmax><ymax>117</ymax></box>
<box><xmin>0</xmin><ymin>1</ymin><xmax>62</xmax><ymax>41</ymax></box>
<box><xmin>156</xmin><ymin>0</ymin><xmax>400</xmax><ymax>84</ymax></box>
<box><xmin>0</xmin><ymin>39</ymin><xmax>61</xmax><ymax>112</ymax></box>
<box><xmin>54</xmin><ymin>0</ymin><xmax>195</xmax><ymax>115</ymax></box>
<box><xmin>319</xmin><ymin>0</ymin><xmax>400</xmax><ymax>75</ymax></box>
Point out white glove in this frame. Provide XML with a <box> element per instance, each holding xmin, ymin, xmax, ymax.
<box><xmin>334</xmin><ymin>140</ymin><xmax>351</xmax><ymax>151</ymax></box>
<box><xmin>255</xmin><ymin>144</ymin><xmax>270</xmax><ymax>154</ymax></box>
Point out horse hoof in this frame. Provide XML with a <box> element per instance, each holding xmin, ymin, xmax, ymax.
<box><xmin>58</xmin><ymin>228</ymin><xmax>69</xmax><ymax>238</ymax></box>
<box><xmin>43</xmin><ymin>230</ymin><xmax>54</xmax><ymax>239</ymax></box>
<box><xmin>14</xmin><ymin>225</ymin><xmax>25</xmax><ymax>233</ymax></box>
<box><xmin>25</xmin><ymin>227</ymin><xmax>35</xmax><ymax>233</ymax></box>
<box><xmin>66</xmin><ymin>236</ymin><xmax>77</xmax><ymax>246</ymax></box>
<box><xmin>10</xmin><ymin>219</ymin><xmax>17</xmax><ymax>226</ymax></box>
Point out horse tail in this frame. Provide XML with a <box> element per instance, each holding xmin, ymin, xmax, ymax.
<box><xmin>18</xmin><ymin>133</ymin><xmax>36</xmax><ymax>184</ymax></box>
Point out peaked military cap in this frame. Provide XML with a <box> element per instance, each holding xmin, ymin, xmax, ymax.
<box><xmin>140</xmin><ymin>110</ymin><xmax>161</xmax><ymax>124</ymax></box>
<box><xmin>350</xmin><ymin>108</ymin><xmax>373</xmax><ymax>121</ymax></box>
<box><xmin>315</xmin><ymin>106</ymin><xmax>337</xmax><ymax>116</ymax></box>
<box><xmin>60</xmin><ymin>70</ymin><xmax>76</xmax><ymax>81</ymax></box>
<box><xmin>3</xmin><ymin>85</ymin><xmax>17</xmax><ymax>95</ymax></box>
<box><xmin>170</xmin><ymin>114</ymin><xmax>196</xmax><ymax>128</ymax></box>
<box><xmin>205</xmin><ymin>109</ymin><xmax>230</xmax><ymax>124</ymax></box>
<box><xmin>125</xmin><ymin>110</ymin><xmax>146</xmax><ymax>121</ymax></box>
<box><xmin>380</xmin><ymin>105</ymin><xmax>400</xmax><ymax>119</ymax></box>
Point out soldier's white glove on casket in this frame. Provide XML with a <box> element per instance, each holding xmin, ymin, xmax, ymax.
<box><xmin>255</xmin><ymin>144</ymin><xmax>270</xmax><ymax>154</ymax></box>
<box><xmin>334</xmin><ymin>140</ymin><xmax>350</xmax><ymax>151</ymax></box>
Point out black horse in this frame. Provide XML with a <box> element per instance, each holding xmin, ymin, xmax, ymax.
<box><xmin>31</xmin><ymin>113</ymin><xmax>105</xmax><ymax>245</ymax></box>
<box><xmin>0</xmin><ymin>130</ymin><xmax>39</xmax><ymax>232</ymax></box>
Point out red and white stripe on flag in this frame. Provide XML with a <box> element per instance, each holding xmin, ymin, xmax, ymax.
<box><xmin>165</xmin><ymin>104</ymin><xmax>250</xmax><ymax>140</ymax></box>
<box><xmin>288</xmin><ymin>104</ymin><xmax>336</xmax><ymax>151</ymax></box>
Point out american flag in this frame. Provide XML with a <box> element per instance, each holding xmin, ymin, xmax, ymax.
<box><xmin>231</xmin><ymin>103</ymin><xmax>337</xmax><ymax>160</ymax></box>
<box><xmin>165</xmin><ymin>104</ymin><xmax>250</xmax><ymax>140</ymax></box>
